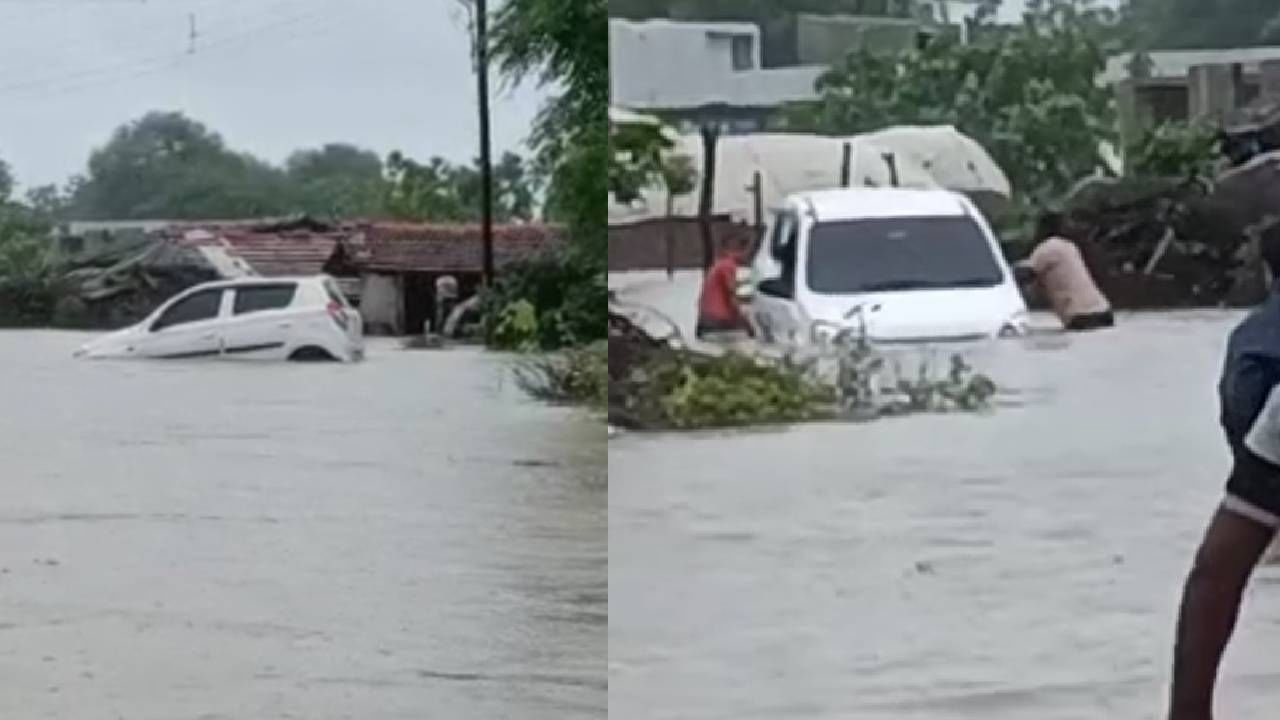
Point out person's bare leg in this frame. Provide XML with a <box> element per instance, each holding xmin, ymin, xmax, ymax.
<box><xmin>1169</xmin><ymin>508</ymin><xmax>1276</xmax><ymax>719</ymax></box>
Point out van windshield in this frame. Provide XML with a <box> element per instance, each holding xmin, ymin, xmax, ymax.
<box><xmin>805</xmin><ymin>216</ymin><xmax>1004</xmax><ymax>294</ymax></box>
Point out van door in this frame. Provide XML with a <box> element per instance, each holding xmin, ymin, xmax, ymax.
<box><xmin>221</xmin><ymin>283</ymin><xmax>300</xmax><ymax>359</ymax></box>
<box><xmin>136</xmin><ymin>288</ymin><xmax>227</xmax><ymax>359</ymax></box>
<box><xmin>749</xmin><ymin>210</ymin><xmax>807</xmax><ymax>344</ymax></box>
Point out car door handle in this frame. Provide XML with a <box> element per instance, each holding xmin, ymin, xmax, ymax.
<box><xmin>202</xmin><ymin>333</ymin><xmax>217</xmax><ymax>340</ymax></box>
<box><xmin>278</xmin><ymin>321</ymin><xmax>293</xmax><ymax>329</ymax></box>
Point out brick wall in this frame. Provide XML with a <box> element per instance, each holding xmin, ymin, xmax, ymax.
<box><xmin>608</xmin><ymin>217</ymin><xmax>761</xmax><ymax>272</ymax></box>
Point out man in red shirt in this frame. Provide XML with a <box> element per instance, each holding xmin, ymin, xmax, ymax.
<box><xmin>696</xmin><ymin>238</ymin><xmax>754</xmax><ymax>340</ymax></box>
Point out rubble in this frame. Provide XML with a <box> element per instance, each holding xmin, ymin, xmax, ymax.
<box><xmin>1058</xmin><ymin>156</ymin><xmax>1280</xmax><ymax>309</ymax></box>
<box><xmin>50</xmin><ymin>236</ymin><xmax>224</xmax><ymax>329</ymax></box>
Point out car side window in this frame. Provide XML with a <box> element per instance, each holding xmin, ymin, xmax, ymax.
<box><xmin>233</xmin><ymin>284</ymin><xmax>297</xmax><ymax>315</ymax></box>
<box><xmin>152</xmin><ymin>289</ymin><xmax>223</xmax><ymax>332</ymax></box>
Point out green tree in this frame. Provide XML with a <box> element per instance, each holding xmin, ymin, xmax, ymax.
<box><xmin>384</xmin><ymin>151</ymin><xmax>537</xmax><ymax>223</ymax></box>
<box><xmin>23</xmin><ymin>184</ymin><xmax>73</xmax><ymax>224</ymax></box>
<box><xmin>491</xmin><ymin>0</ymin><xmax>608</xmax><ymax>256</ymax></box>
<box><xmin>1125</xmin><ymin>120</ymin><xmax>1220</xmax><ymax>178</ymax></box>
<box><xmin>610</xmin><ymin>118</ymin><xmax>676</xmax><ymax>203</ymax></box>
<box><xmin>784</xmin><ymin>0</ymin><xmax>1121</xmax><ymax>209</ymax></box>
<box><xmin>0</xmin><ymin>157</ymin><xmax>57</xmax><ymax>325</ymax></box>
<box><xmin>0</xmin><ymin>159</ymin><xmax>12</xmax><ymax>204</ymax></box>
<box><xmin>284</xmin><ymin>143</ymin><xmax>387</xmax><ymax>220</ymax></box>
<box><xmin>69</xmin><ymin>112</ymin><xmax>293</xmax><ymax>220</ymax></box>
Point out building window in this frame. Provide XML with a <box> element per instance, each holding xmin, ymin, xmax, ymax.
<box><xmin>730</xmin><ymin>34</ymin><xmax>754</xmax><ymax>71</ymax></box>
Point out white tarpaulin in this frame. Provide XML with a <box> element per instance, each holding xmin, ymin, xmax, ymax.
<box><xmin>609</xmin><ymin>125</ymin><xmax>1011</xmax><ymax>225</ymax></box>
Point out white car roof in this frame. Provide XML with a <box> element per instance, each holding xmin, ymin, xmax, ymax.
<box><xmin>194</xmin><ymin>275</ymin><xmax>331</xmax><ymax>291</ymax></box>
<box><xmin>790</xmin><ymin>187</ymin><xmax>971</xmax><ymax>222</ymax></box>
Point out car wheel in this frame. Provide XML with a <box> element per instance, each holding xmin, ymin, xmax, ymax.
<box><xmin>288</xmin><ymin>346</ymin><xmax>338</xmax><ymax>362</ymax></box>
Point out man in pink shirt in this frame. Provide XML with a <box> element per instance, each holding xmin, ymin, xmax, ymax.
<box><xmin>1016</xmin><ymin>212</ymin><xmax>1114</xmax><ymax>331</ymax></box>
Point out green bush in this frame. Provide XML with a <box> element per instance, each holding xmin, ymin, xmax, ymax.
<box><xmin>491</xmin><ymin>299</ymin><xmax>541</xmax><ymax>351</ymax></box>
<box><xmin>1126</xmin><ymin>120</ymin><xmax>1220</xmax><ymax>179</ymax></box>
<box><xmin>481</xmin><ymin>248</ymin><xmax>607</xmax><ymax>350</ymax></box>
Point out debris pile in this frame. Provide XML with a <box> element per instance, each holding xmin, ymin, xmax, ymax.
<box><xmin>1053</xmin><ymin>102</ymin><xmax>1280</xmax><ymax>309</ymax></box>
<box><xmin>51</xmin><ymin>236</ymin><xmax>224</xmax><ymax>329</ymax></box>
<box><xmin>1061</xmin><ymin>175</ymin><xmax>1258</xmax><ymax>308</ymax></box>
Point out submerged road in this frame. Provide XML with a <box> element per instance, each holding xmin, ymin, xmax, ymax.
<box><xmin>611</xmin><ymin>311</ymin><xmax>1280</xmax><ymax>720</ymax></box>
<box><xmin>0</xmin><ymin>334</ymin><xmax>605</xmax><ymax>719</ymax></box>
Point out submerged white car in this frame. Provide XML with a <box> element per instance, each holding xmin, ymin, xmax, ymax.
<box><xmin>76</xmin><ymin>276</ymin><xmax>365</xmax><ymax>362</ymax></box>
<box><xmin>749</xmin><ymin>187</ymin><xmax>1028</xmax><ymax>346</ymax></box>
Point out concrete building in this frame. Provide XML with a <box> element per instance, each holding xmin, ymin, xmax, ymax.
<box><xmin>609</xmin><ymin>19</ymin><xmax>825</xmax><ymax>134</ymax></box>
<box><xmin>1104</xmin><ymin>47</ymin><xmax>1280</xmax><ymax>145</ymax></box>
<box><xmin>609</xmin><ymin>12</ymin><xmax>962</xmax><ymax>134</ymax></box>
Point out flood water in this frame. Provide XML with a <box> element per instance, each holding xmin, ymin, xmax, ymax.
<box><xmin>610</xmin><ymin>311</ymin><xmax>1280</xmax><ymax>720</ymax></box>
<box><xmin>0</xmin><ymin>333</ymin><xmax>605</xmax><ymax>719</ymax></box>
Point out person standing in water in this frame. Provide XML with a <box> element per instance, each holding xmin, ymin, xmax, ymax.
<box><xmin>1015</xmin><ymin>212</ymin><xmax>1114</xmax><ymax>331</ymax></box>
<box><xmin>696</xmin><ymin>237</ymin><xmax>754</xmax><ymax>341</ymax></box>
<box><xmin>1167</xmin><ymin>228</ymin><xmax>1280</xmax><ymax>720</ymax></box>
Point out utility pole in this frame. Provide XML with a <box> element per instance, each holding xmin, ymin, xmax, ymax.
<box><xmin>473</xmin><ymin>0</ymin><xmax>495</xmax><ymax>286</ymax></box>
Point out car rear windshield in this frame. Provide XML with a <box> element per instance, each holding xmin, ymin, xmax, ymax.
<box><xmin>805</xmin><ymin>216</ymin><xmax>1004</xmax><ymax>294</ymax></box>
<box><xmin>324</xmin><ymin>281</ymin><xmax>350</xmax><ymax>307</ymax></box>
<box><xmin>233</xmin><ymin>284</ymin><xmax>297</xmax><ymax>315</ymax></box>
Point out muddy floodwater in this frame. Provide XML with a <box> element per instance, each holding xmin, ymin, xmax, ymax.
<box><xmin>0</xmin><ymin>333</ymin><xmax>604</xmax><ymax>719</ymax></box>
<box><xmin>610</xmin><ymin>311</ymin><xmax>1280</xmax><ymax>720</ymax></box>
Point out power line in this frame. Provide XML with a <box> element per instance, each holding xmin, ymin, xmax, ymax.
<box><xmin>0</xmin><ymin>1</ymin><xmax>351</xmax><ymax>100</ymax></box>
<box><xmin>0</xmin><ymin>0</ymin><xmax>306</xmax><ymax>86</ymax></box>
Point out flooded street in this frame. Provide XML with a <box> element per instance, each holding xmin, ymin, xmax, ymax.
<box><xmin>0</xmin><ymin>333</ymin><xmax>605</xmax><ymax>719</ymax></box>
<box><xmin>610</xmin><ymin>311</ymin><xmax>1280</xmax><ymax>720</ymax></box>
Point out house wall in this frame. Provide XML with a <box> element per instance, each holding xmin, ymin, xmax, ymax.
<box><xmin>795</xmin><ymin>14</ymin><xmax>923</xmax><ymax>66</ymax></box>
<box><xmin>609</xmin><ymin>19</ymin><xmax>822</xmax><ymax>112</ymax></box>
<box><xmin>609</xmin><ymin>218</ymin><xmax>760</xmax><ymax>272</ymax></box>
<box><xmin>360</xmin><ymin>273</ymin><xmax>404</xmax><ymax>336</ymax></box>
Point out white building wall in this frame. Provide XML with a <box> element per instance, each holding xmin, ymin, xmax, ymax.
<box><xmin>360</xmin><ymin>273</ymin><xmax>404</xmax><ymax>336</ymax></box>
<box><xmin>609</xmin><ymin>19</ymin><xmax>822</xmax><ymax>111</ymax></box>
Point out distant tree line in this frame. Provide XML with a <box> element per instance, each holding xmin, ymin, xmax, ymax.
<box><xmin>12</xmin><ymin>111</ymin><xmax>540</xmax><ymax>225</ymax></box>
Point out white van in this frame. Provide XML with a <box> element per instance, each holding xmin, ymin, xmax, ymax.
<box><xmin>748</xmin><ymin>187</ymin><xmax>1028</xmax><ymax>346</ymax></box>
<box><xmin>76</xmin><ymin>276</ymin><xmax>365</xmax><ymax>362</ymax></box>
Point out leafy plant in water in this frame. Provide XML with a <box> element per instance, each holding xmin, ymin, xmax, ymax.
<box><xmin>655</xmin><ymin>352</ymin><xmax>827</xmax><ymax>430</ymax></box>
<box><xmin>491</xmin><ymin>299</ymin><xmax>540</xmax><ymax>352</ymax></box>
<box><xmin>514</xmin><ymin>341</ymin><xmax>607</xmax><ymax>408</ymax></box>
<box><xmin>479</xmin><ymin>249</ymin><xmax>606</xmax><ymax>350</ymax></box>
<box><xmin>817</xmin><ymin>324</ymin><xmax>998</xmax><ymax>418</ymax></box>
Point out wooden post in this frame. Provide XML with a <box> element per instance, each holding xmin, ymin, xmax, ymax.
<box><xmin>882</xmin><ymin>152</ymin><xmax>899</xmax><ymax>187</ymax></box>
<box><xmin>474</xmin><ymin>0</ymin><xmax>495</xmax><ymax>285</ymax></box>
<box><xmin>840</xmin><ymin>142</ymin><xmax>852</xmax><ymax>187</ymax></box>
<box><xmin>698</xmin><ymin>123</ymin><xmax>719</xmax><ymax>274</ymax></box>
<box><xmin>664</xmin><ymin>194</ymin><xmax>676</xmax><ymax>279</ymax></box>
<box><xmin>749</xmin><ymin>171</ymin><xmax>764</xmax><ymax>256</ymax></box>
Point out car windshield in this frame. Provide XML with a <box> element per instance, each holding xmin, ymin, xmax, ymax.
<box><xmin>805</xmin><ymin>216</ymin><xmax>1004</xmax><ymax>294</ymax></box>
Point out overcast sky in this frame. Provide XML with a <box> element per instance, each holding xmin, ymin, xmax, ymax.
<box><xmin>0</xmin><ymin>0</ymin><xmax>546</xmax><ymax>190</ymax></box>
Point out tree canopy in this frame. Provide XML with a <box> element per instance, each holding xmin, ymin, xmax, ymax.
<box><xmin>492</xmin><ymin>0</ymin><xmax>608</xmax><ymax>257</ymax></box>
<box><xmin>784</xmin><ymin>0</ymin><xmax>1123</xmax><ymax>209</ymax></box>
<box><xmin>284</xmin><ymin>143</ymin><xmax>387</xmax><ymax>219</ymax></box>
<box><xmin>385</xmin><ymin>150</ymin><xmax>536</xmax><ymax>223</ymax></box>
<box><xmin>16</xmin><ymin>112</ymin><xmax>538</xmax><ymax>224</ymax></box>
